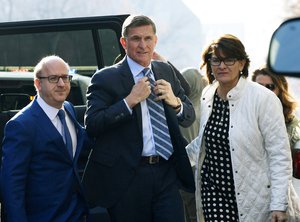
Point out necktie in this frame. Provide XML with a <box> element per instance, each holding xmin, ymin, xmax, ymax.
<box><xmin>142</xmin><ymin>68</ymin><xmax>173</xmax><ymax>160</ymax></box>
<box><xmin>57</xmin><ymin>109</ymin><xmax>73</xmax><ymax>157</ymax></box>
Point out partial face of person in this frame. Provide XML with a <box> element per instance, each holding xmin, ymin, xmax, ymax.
<box><xmin>120</xmin><ymin>25</ymin><xmax>157</xmax><ymax>67</ymax></box>
<box><xmin>210</xmin><ymin>52</ymin><xmax>245</xmax><ymax>88</ymax></box>
<box><xmin>35</xmin><ymin>59</ymin><xmax>71</xmax><ymax>109</ymax></box>
<box><xmin>254</xmin><ymin>74</ymin><xmax>279</xmax><ymax>96</ymax></box>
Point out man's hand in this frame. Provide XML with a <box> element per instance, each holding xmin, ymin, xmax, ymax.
<box><xmin>153</xmin><ymin>79</ymin><xmax>180</xmax><ymax>108</ymax></box>
<box><xmin>125</xmin><ymin>77</ymin><xmax>151</xmax><ymax>108</ymax></box>
<box><xmin>271</xmin><ymin>211</ymin><xmax>288</xmax><ymax>222</ymax></box>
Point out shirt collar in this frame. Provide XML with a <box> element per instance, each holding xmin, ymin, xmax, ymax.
<box><xmin>127</xmin><ymin>56</ymin><xmax>152</xmax><ymax>78</ymax></box>
<box><xmin>36</xmin><ymin>96</ymin><xmax>63</xmax><ymax>120</ymax></box>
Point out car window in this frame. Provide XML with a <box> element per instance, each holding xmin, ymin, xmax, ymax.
<box><xmin>0</xmin><ymin>30</ymin><xmax>98</xmax><ymax>76</ymax></box>
<box><xmin>99</xmin><ymin>28</ymin><xmax>122</xmax><ymax>66</ymax></box>
<box><xmin>0</xmin><ymin>15</ymin><xmax>127</xmax><ymax>77</ymax></box>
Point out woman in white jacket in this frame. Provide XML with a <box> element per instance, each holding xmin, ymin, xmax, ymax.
<box><xmin>186</xmin><ymin>34</ymin><xmax>300</xmax><ymax>222</ymax></box>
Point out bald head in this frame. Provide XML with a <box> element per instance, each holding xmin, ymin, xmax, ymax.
<box><xmin>34</xmin><ymin>55</ymin><xmax>71</xmax><ymax>109</ymax></box>
<box><xmin>34</xmin><ymin>55</ymin><xmax>70</xmax><ymax>79</ymax></box>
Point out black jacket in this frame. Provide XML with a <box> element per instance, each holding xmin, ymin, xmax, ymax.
<box><xmin>82</xmin><ymin>57</ymin><xmax>195</xmax><ymax>208</ymax></box>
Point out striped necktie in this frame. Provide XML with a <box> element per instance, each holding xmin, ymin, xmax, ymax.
<box><xmin>57</xmin><ymin>109</ymin><xmax>73</xmax><ymax>158</ymax></box>
<box><xmin>142</xmin><ymin>68</ymin><xmax>173</xmax><ymax>160</ymax></box>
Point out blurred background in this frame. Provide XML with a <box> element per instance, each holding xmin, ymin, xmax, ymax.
<box><xmin>0</xmin><ymin>0</ymin><xmax>299</xmax><ymax>108</ymax></box>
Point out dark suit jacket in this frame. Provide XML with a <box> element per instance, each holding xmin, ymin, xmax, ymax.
<box><xmin>1</xmin><ymin>98</ymin><xmax>90</xmax><ymax>222</ymax></box>
<box><xmin>83</xmin><ymin>57</ymin><xmax>195</xmax><ymax>208</ymax></box>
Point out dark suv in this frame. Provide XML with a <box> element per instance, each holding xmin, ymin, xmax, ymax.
<box><xmin>0</xmin><ymin>14</ymin><xmax>128</xmax><ymax>138</ymax></box>
<box><xmin>0</xmin><ymin>14</ymin><xmax>129</xmax><ymax>222</ymax></box>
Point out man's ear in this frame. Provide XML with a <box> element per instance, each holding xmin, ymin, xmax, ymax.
<box><xmin>34</xmin><ymin>78</ymin><xmax>42</xmax><ymax>91</ymax></box>
<box><xmin>154</xmin><ymin>35</ymin><xmax>158</xmax><ymax>45</ymax></box>
<box><xmin>120</xmin><ymin>37</ymin><xmax>126</xmax><ymax>50</ymax></box>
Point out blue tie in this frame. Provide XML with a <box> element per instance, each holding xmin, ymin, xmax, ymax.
<box><xmin>142</xmin><ymin>68</ymin><xmax>173</xmax><ymax>160</ymax></box>
<box><xmin>58</xmin><ymin>109</ymin><xmax>73</xmax><ymax>158</ymax></box>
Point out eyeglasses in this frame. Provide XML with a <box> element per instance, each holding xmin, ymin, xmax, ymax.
<box><xmin>209</xmin><ymin>57</ymin><xmax>237</xmax><ymax>66</ymax></box>
<box><xmin>38</xmin><ymin>75</ymin><xmax>72</xmax><ymax>83</ymax></box>
<box><xmin>260</xmin><ymin>83</ymin><xmax>276</xmax><ymax>91</ymax></box>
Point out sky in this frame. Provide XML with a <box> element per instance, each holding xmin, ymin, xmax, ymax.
<box><xmin>1</xmin><ymin>0</ymin><xmax>299</xmax><ymax>105</ymax></box>
<box><xmin>182</xmin><ymin>0</ymin><xmax>284</xmax><ymax>71</ymax></box>
<box><xmin>182</xmin><ymin>0</ymin><xmax>300</xmax><ymax>111</ymax></box>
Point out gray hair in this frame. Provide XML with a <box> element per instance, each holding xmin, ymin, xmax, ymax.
<box><xmin>122</xmin><ymin>15</ymin><xmax>156</xmax><ymax>38</ymax></box>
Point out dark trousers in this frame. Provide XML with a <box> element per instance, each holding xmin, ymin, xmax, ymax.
<box><xmin>107</xmin><ymin>160</ymin><xmax>184</xmax><ymax>222</ymax></box>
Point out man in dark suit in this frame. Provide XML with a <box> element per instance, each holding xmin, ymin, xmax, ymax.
<box><xmin>1</xmin><ymin>55</ymin><xmax>90</xmax><ymax>222</ymax></box>
<box><xmin>82</xmin><ymin>15</ymin><xmax>195</xmax><ymax>222</ymax></box>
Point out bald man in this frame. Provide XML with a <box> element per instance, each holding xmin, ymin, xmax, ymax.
<box><xmin>1</xmin><ymin>55</ymin><xmax>90</xmax><ymax>222</ymax></box>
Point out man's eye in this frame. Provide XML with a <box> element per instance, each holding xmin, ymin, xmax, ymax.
<box><xmin>49</xmin><ymin>76</ymin><xmax>58</xmax><ymax>81</ymax></box>
<box><xmin>131</xmin><ymin>37</ymin><xmax>140</xmax><ymax>41</ymax></box>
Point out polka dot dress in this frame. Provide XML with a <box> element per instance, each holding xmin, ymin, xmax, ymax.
<box><xmin>201</xmin><ymin>91</ymin><xmax>239</xmax><ymax>221</ymax></box>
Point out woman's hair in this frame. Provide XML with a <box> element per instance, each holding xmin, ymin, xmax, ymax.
<box><xmin>252</xmin><ymin>66</ymin><xmax>298</xmax><ymax>123</ymax></box>
<box><xmin>200</xmin><ymin>34</ymin><xmax>250</xmax><ymax>84</ymax></box>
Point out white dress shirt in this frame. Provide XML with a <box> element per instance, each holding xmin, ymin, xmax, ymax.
<box><xmin>36</xmin><ymin>96</ymin><xmax>77</xmax><ymax>157</ymax></box>
<box><xmin>124</xmin><ymin>56</ymin><xmax>182</xmax><ymax>156</ymax></box>
<box><xmin>125</xmin><ymin>57</ymin><xmax>156</xmax><ymax>156</ymax></box>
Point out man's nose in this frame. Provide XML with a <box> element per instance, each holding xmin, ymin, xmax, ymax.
<box><xmin>138</xmin><ymin>39</ymin><xmax>146</xmax><ymax>47</ymax></box>
<box><xmin>57</xmin><ymin>77</ymin><xmax>66</xmax><ymax>86</ymax></box>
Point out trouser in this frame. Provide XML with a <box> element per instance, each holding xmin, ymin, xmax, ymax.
<box><xmin>107</xmin><ymin>158</ymin><xmax>184</xmax><ymax>222</ymax></box>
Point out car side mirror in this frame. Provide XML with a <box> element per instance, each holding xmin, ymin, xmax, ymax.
<box><xmin>267</xmin><ymin>17</ymin><xmax>300</xmax><ymax>77</ymax></box>
<box><xmin>0</xmin><ymin>93</ymin><xmax>31</xmax><ymax>111</ymax></box>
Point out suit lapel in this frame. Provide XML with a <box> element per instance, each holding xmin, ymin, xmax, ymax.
<box><xmin>120</xmin><ymin>58</ymin><xmax>135</xmax><ymax>96</ymax></box>
<box><xmin>151</xmin><ymin>62</ymin><xmax>169</xmax><ymax>108</ymax></box>
<box><xmin>151</xmin><ymin>62</ymin><xmax>164</xmax><ymax>81</ymax></box>
<box><xmin>31</xmin><ymin>99</ymin><xmax>73</xmax><ymax>162</ymax></box>
<box><xmin>151</xmin><ymin>62</ymin><xmax>177</xmax><ymax>128</ymax></box>
<box><xmin>120</xmin><ymin>58</ymin><xmax>143</xmax><ymax>134</ymax></box>
<box><xmin>64</xmin><ymin>104</ymin><xmax>84</xmax><ymax>161</ymax></box>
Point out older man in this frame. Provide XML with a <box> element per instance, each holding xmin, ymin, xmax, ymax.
<box><xmin>1</xmin><ymin>55</ymin><xmax>90</xmax><ymax>222</ymax></box>
<box><xmin>83</xmin><ymin>15</ymin><xmax>195</xmax><ymax>222</ymax></box>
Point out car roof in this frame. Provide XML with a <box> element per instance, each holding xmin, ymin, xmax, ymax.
<box><xmin>0</xmin><ymin>71</ymin><xmax>34</xmax><ymax>80</ymax></box>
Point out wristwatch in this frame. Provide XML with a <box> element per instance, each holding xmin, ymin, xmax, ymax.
<box><xmin>173</xmin><ymin>97</ymin><xmax>182</xmax><ymax>110</ymax></box>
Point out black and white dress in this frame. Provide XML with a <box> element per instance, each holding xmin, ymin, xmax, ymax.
<box><xmin>201</xmin><ymin>91</ymin><xmax>239</xmax><ymax>221</ymax></box>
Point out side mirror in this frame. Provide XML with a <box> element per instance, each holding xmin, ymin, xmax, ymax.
<box><xmin>267</xmin><ymin>17</ymin><xmax>300</xmax><ymax>77</ymax></box>
<box><xmin>0</xmin><ymin>93</ymin><xmax>31</xmax><ymax>111</ymax></box>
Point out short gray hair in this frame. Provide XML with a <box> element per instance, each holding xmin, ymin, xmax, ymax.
<box><xmin>122</xmin><ymin>15</ymin><xmax>156</xmax><ymax>38</ymax></box>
